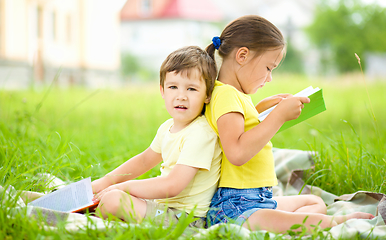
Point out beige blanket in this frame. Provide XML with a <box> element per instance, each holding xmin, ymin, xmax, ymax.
<box><xmin>1</xmin><ymin>148</ymin><xmax>385</xmax><ymax>239</ymax></box>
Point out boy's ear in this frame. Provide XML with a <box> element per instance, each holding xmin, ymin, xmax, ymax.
<box><xmin>235</xmin><ymin>47</ymin><xmax>250</xmax><ymax>65</ymax></box>
<box><xmin>160</xmin><ymin>85</ymin><xmax>165</xmax><ymax>99</ymax></box>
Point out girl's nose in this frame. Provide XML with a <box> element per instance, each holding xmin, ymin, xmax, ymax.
<box><xmin>266</xmin><ymin>72</ymin><xmax>272</xmax><ymax>83</ymax></box>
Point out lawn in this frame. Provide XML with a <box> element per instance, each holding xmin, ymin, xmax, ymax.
<box><xmin>1</xmin><ymin>74</ymin><xmax>385</xmax><ymax>239</ymax></box>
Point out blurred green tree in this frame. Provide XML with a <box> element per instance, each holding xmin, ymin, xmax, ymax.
<box><xmin>306</xmin><ymin>0</ymin><xmax>386</xmax><ymax>73</ymax></box>
<box><xmin>276</xmin><ymin>39</ymin><xmax>304</xmax><ymax>74</ymax></box>
<box><xmin>121</xmin><ymin>53</ymin><xmax>140</xmax><ymax>79</ymax></box>
<box><xmin>121</xmin><ymin>53</ymin><xmax>157</xmax><ymax>82</ymax></box>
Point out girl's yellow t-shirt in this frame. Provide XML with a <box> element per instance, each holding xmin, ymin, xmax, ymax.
<box><xmin>205</xmin><ymin>81</ymin><xmax>278</xmax><ymax>189</ymax></box>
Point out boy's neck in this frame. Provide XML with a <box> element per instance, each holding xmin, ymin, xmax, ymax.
<box><xmin>170</xmin><ymin>115</ymin><xmax>201</xmax><ymax>133</ymax></box>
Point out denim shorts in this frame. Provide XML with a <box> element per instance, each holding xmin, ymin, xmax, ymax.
<box><xmin>206</xmin><ymin>187</ymin><xmax>277</xmax><ymax>226</ymax></box>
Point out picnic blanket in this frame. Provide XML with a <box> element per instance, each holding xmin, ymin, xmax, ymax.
<box><xmin>1</xmin><ymin>148</ymin><xmax>386</xmax><ymax>239</ymax></box>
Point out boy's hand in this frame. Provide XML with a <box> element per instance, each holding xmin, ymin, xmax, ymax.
<box><xmin>255</xmin><ymin>94</ymin><xmax>292</xmax><ymax>113</ymax></box>
<box><xmin>91</xmin><ymin>177</ymin><xmax>114</xmax><ymax>194</ymax></box>
<box><xmin>274</xmin><ymin>96</ymin><xmax>310</xmax><ymax>122</ymax></box>
<box><xmin>92</xmin><ymin>183</ymin><xmax>123</xmax><ymax>202</ymax></box>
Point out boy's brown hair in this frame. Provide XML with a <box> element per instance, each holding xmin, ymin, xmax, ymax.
<box><xmin>160</xmin><ymin>46</ymin><xmax>217</xmax><ymax>99</ymax></box>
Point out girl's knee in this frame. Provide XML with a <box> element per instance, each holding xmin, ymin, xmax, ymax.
<box><xmin>306</xmin><ymin>194</ymin><xmax>323</xmax><ymax>203</ymax></box>
<box><xmin>306</xmin><ymin>195</ymin><xmax>327</xmax><ymax>213</ymax></box>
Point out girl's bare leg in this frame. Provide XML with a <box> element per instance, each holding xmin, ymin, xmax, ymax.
<box><xmin>243</xmin><ymin>209</ymin><xmax>336</xmax><ymax>233</ymax></box>
<box><xmin>274</xmin><ymin>194</ymin><xmax>374</xmax><ymax>223</ymax></box>
<box><xmin>97</xmin><ymin>189</ymin><xmax>147</xmax><ymax>222</ymax></box>
<box><xmin>243</xmin><ymin>209</ymin><xmax>374</xmax><ymax>234</ymax></box>
<box><xmin>333</xmin><ymin>212</ymin><xmax>375</xmax><ymax>224</ymax></box>
<box><xmin>274</xmin><ymin>194</ymin><xmax>327</xmax><ymax>214</ymax></box>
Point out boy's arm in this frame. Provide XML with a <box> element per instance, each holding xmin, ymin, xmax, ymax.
<box><xmin>93</xmin><ymin>164</ymin><xmax>199</xmax><ymax>201</ymax></box>
<box><xmin>92</xmin><ymin>147</ymin><xmax>162</xmax><ymax>194</ymax></box>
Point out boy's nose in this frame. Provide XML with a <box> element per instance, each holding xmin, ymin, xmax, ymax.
<box><xmin>176</xmin><ymin>92</ymin><xmax>187</xmax><ymax>100</ymax></box>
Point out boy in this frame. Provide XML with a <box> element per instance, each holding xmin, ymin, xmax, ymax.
<box><xmin>92</xmin><ymin>46</ymin><xmax>221</xmax><ymax>227</ymax></box>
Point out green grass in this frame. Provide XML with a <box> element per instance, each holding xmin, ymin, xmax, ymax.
<box><xmin>255</xmin><ymin>74</ymin><xmax>386</xmax><ymax>195</ymax></box>
<box><xmin>1</xmin><ymin>74</ymin><xmax>385</xmax><ymax>239</ymax></box>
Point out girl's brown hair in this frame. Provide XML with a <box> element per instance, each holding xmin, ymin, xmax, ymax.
<box><xmin>206</xmin><ymin>15</ymin><xmax>285</xmax><ymax>65</ymax></box>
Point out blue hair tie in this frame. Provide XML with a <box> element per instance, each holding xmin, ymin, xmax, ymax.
<box><xmin>212</xmin><ymin>36</ymin><xmax>221</xmax><ymax>50</ymax></box>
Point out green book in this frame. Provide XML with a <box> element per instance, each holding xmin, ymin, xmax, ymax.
<box><xmin>258</xmin><ymin>86</ymin><xmax>326</xmax><ymax>133</ymax></box>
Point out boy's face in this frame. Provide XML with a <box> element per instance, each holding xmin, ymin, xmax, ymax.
<box><xmin>160</xmin><ymin>69</ymin><xmax>209</xmax><ymax>132</ymax></box>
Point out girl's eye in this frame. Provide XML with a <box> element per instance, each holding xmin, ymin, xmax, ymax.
<box><xmin>188</xmin><ymin>88</ymin><xmax>197</xmax><ymax>91</ymax></box>
<box><xmin>267</xmin><ymin>67</ymin><xmax>272</xmax><ymax>72</ymax></box>
<box><xmin>169</xmin><ymin>86</ymin><xmax>177</xmax><ymax>89</ymax></box>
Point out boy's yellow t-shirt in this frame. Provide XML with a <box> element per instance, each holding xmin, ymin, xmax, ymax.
<box><xmin>205</xmin><ymin>81</ymin><xmax>278</xmax><ymax>189</ymax></box>
<box><xmin>150</xmin><ymin>115</ymin><xmax>222</xmax><ymax>217</ymax></box>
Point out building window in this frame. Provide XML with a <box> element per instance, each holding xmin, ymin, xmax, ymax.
<box><xmin>66</xmin><ymin>14</ymin><xmax>71</xmax><ymax>44</ymax></box>
<box><xmin>37</xmin><ymin>6</ymin><xmax>43</xmax><ymax>38</ymax></box>
<box><xmin>52</xmin><ymin>11</ymin><xmax>57</xmax><ymax>41</ymax></box>
<box><xmin>140</xmin><ymin>0</ymin><xmax>151</xmax><ymax>16</ymax></box>
<box><xmin>0</xmin><ymin>0</ymin><xmax>4</xmax><ymax>56</ymax></box>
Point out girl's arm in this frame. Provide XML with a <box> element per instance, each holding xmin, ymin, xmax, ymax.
<box><xmin>93</xmin><ymin>164</ymin><xmax>199</xmax><ymax>200</ymax></box>
<box><xmin>92</xmin><ymin>147</ymin><xmax>162</xmax><ymax>194</ymax></box>
<box><xmin>218</xmin><ymin>96</ymin><xmax>310</xmax><ymax>166</ymax></box>
<box><xmin>255</xmin><ymin>94</ymin><xmax>292</xmax><ymax>113</ymax></box>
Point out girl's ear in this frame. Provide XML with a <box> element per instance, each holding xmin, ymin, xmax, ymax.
<box><xmin>235</xmin><ymin>47</ymin><xmax>250</xmax><ymax>65</ymax></box>
<box><xmin>160</xmin><ymin>85</ymin><xmax>165</xmax><ymax>99</ymax></box>
<box><xmin>205</xmin><ymin>96</ymin><xmax>211</xmax><ymax>104</ymax></box>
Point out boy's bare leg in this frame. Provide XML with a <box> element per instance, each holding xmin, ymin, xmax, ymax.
<box><xmin>274</xmin><ymin>194</ymin><xmax>327</xmax><ymax>214</ymax></box>
<box><xmin>97</xmin><ymin>189</ymin><xmax>147</xmax><ymax>222</ymax></box>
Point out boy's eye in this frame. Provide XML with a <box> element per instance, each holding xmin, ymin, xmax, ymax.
<box><xmin>169</xmin><ymin>86</ymin><xmax>177</xmax><ymax>89</ymax></box>
<box><xmin>267</xmin><ymin>67</ymin><xmax>272</xmax><ymax>72</ymax></box>
<box><xmin>187</xmin><ymin>88</ymin><xmax>197</xmax><ymax>91</ymax></box>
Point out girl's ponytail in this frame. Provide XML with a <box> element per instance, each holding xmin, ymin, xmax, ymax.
<box><xmin>205</xmin><ymin>42</ymin><xmax>217</xmax><ymax>66</ymax></box>
<box><xmin>206</xmin><ymin>36</ymin><xmax>222</xmax><ymax>71</ymax></box>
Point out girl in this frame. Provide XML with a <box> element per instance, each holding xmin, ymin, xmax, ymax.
<box><xmin>204</xmin><ymin>15</ymin><xmax>374</xmax><ymax>233</ymax></box>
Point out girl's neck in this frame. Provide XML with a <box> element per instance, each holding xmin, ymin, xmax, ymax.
<box><xmin>218</xmin><ymin>57</ymin><xmax>243</xmax><ymax>93</ymax></box>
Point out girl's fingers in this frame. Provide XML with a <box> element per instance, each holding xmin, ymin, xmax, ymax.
<box><xmin>299</xmin><ymin>96</ymin><xmax>310</xmax><ymax>104</ymax></box>
<box><xmin>277</xmin><ymin>93</ymin><xmax>292</xmax><ymax>98</ymax></box>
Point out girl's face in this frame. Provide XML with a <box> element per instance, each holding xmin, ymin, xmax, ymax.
<box><xmin>236</xmin><ymin>48</ymin><xmax>284</xmax><ymax>94</ymax></box>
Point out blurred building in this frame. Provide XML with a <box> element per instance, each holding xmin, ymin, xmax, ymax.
<box><xmin>120</xmin><ymin>0</ymin><xmax>222</xmax><ymax>78</ymax></box>
<box><xmin>212</xmin><ymin>0</ymin><xmax>320</xmax><ymax>75</ymax></box>
<box><xmin>365</xmin><ymin>53</ymin><xmax>386</xmax><ymax>79</ymax></box>
<box><xmin>0</xmin><ymin>0</ymin><xmax>123</xmax><ymax>89</ymax></box>
<box><xmin>119</xmin><ymin>0</ymin><xmax>324</xmax><ymax>77</ymax></box>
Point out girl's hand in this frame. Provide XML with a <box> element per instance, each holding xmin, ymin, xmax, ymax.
<box><xmin>256</xmin><ymin>94</ymin><xmax>292</xmax><ymax>113</ymax></box>
<box><xmin>274</xmin><ymin>96</ymin><xmax>310</xmax><ymax>122</ymax></box>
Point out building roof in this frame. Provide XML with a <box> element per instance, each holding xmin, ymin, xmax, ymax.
<box><xmin>121</xmin><ymin>0</ymin><xmax>222</xmax><ymax>21</ymax></box>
